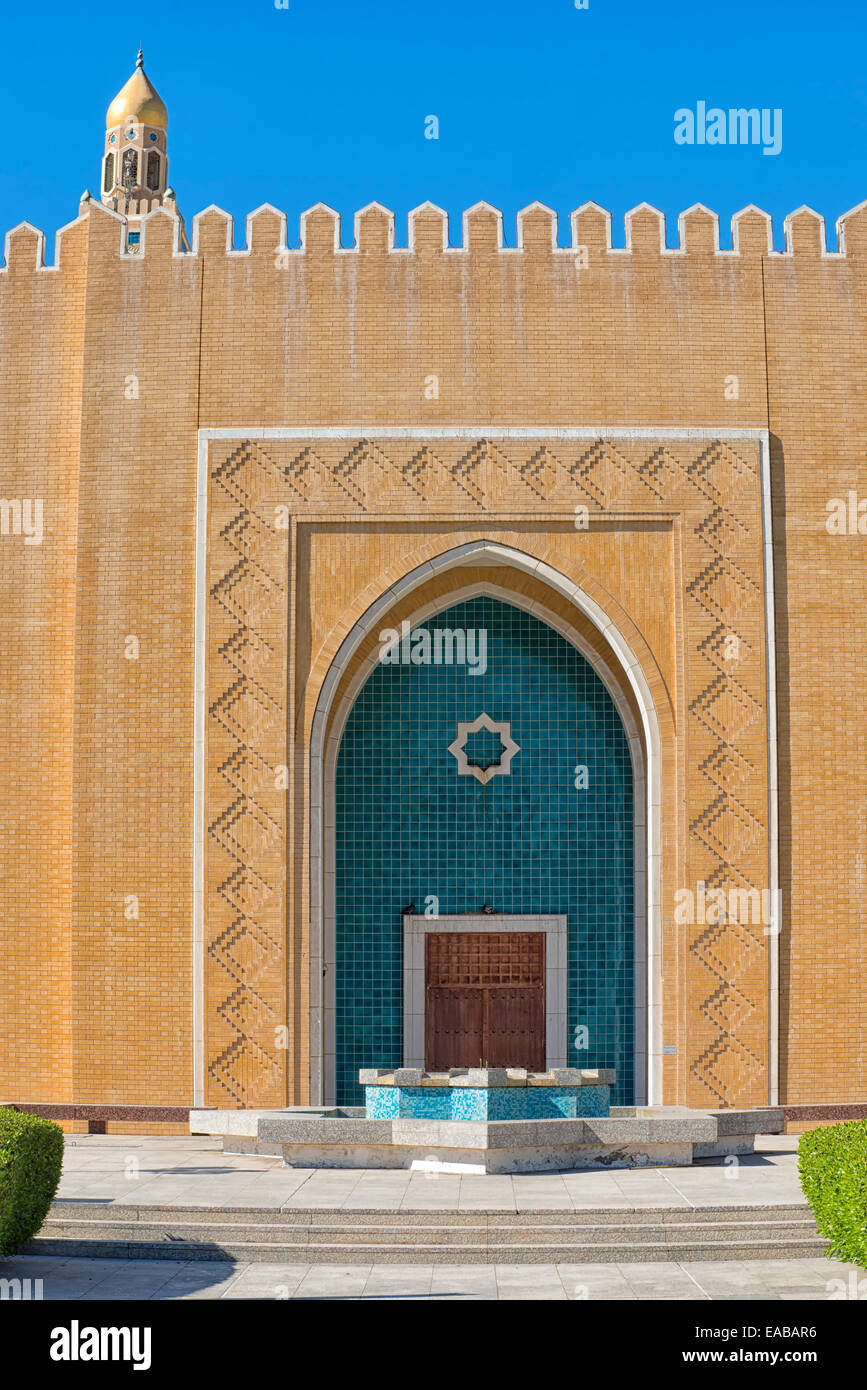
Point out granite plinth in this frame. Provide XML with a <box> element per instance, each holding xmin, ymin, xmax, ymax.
<box><xmin>191</xmin><ymin>1106</ymin><xmax>786</xmax><ymax>1173</ymax></box>
<box><xmin>190</xmin><ymin>1107</ymin><xmax>343</xmax><ymax>1138</ymax></box>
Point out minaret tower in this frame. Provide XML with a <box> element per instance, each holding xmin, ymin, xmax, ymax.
<box><xmin>102</xmin><ymin>50</ymin><xmax>174</xmax><ymax>230</ymax></box>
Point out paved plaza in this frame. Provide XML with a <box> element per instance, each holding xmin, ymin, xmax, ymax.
<box><xmin>1</xmin><ymin>1251</ymin><xmax>861</xmax><ymax>1301</ymax></box>
<box><xmin>53</xmin><ymin>1133</ymin><xmax>807</xmax><ymax>1210</ymax></box>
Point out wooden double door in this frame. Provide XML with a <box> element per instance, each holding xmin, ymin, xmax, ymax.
<box><xmin>424</xmin><ymin>931</ymin><xmax>545</xmax><ymax>1071</ymax></box>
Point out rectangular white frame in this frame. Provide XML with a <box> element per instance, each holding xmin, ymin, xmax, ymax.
<box><xmin>193</xmin><ymin>425</ymin><xmax>779</xmax><ymax>1109</ymax></box>
<box><xmin>403</xmin><ymin>914</ymin><xmax>568</xmax><ymax>1070</ymax></box>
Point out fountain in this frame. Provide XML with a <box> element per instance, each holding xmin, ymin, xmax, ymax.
<box><xmin>190</xmin><ymin>1065</ymin><xmax>783</xmax><ymax>1173</ymax></box>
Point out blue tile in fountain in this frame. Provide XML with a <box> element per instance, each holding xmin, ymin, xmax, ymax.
<box><xmin>449</xmin><ymin>1088</ymin><xmax>490</xmax><ymax>1121</ymax></box>
<box><xmin>364</xmin><ymin>1086</ymin><xmax>399</xmax><ymax>1119</ymax></box>
<box><xmin>397</xmin><ymin>1087</ymin><xmax>451</xmax><ymax>1120</ymax></box>
<box><xmin>576</xmin><ymin>1085</ymin><xmax>610</xmax><ymax>1117</ymax></box>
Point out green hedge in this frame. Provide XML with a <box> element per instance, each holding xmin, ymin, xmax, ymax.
<box><xmin>0</xmin><ymin>1107</ymin><xmax>64</xmax><ymax>1256</ymax></box>
<box><xmin>799</xmin><ymin>1120</ymin><xmax>867</xmax><ymax>1267</ymax></box>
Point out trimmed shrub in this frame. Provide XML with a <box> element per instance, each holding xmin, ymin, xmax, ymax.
<box><xmin>799</xmin><ymin>1120</ymin><xmax>867</xmax><ymax>1267</ymax></box>
<box><xmin>0</xmin><ymin>1107</ymin><xmax>64</xmax><ymax>1256</ymax></box>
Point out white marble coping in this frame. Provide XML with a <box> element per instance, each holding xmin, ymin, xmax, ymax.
<box><xmin>359</xmin><ymin>1067</ymin><xmax>615</xmax><ymax>1089</ymax></box>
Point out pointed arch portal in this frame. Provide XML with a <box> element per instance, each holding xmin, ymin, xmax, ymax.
<box><xmin>309</xmin><ymin>541</ymin><xmax>663</xmax><ymax>1108</ymax></box>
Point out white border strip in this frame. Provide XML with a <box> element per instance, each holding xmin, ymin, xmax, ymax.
<box><xmin>199</xmin><ymin>426</ymin><xmax>769</xmax><ymax>443</ymax></box>
<box><xmin>193</xmin><ymin>433</ymin><xmax>209</xmax><ymax>1107</ymax></box>
<box><xmin>759</xmin><ymin>435</ymin><xmax>780</xmax><ymax>1105</ymax></box>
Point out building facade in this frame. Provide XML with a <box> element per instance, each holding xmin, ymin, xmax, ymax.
<box><xmin>1</xmin><ymin>56</ymin><xmax>866</xmax><ymax>1124</ymax></box>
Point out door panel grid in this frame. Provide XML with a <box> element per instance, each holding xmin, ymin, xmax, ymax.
<box><xmin>425</xmin><ymin>932</ymin><xmax>545</xmax><ymax>1070</ymax></box>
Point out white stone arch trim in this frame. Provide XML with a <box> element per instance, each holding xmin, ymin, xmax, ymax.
<box><xmin>308</xmin><ymin>541</ymin><xmax>663</xmax><ymax>1107</ymax></box>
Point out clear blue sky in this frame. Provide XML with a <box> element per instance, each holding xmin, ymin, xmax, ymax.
<box><xmin>2</xmin><ymin>0</ymin><xmax>865</xmax><ymax>251</ymax></box>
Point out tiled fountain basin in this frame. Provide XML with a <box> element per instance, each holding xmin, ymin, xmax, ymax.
<box><xmin>361</xmin><ymin>1068</ymin><xmax>614</xmax><ymax>1121</ymax></box>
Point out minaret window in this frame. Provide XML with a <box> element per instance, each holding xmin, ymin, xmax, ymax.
<box><xmin>146</xmin><ymin>150</ymin><xmax>161</xmax><ymax>191</ymax></box>
<box><xmin>121</xmin><ymin>149</ymin><xmax>138</xmax><ymax>186</ymax></box>
<box><xmin>103</xmin><ymin>153</ymin><xmax>114</xmax><ymax>193</ymax></box>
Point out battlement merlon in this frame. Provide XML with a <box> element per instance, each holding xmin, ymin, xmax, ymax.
<box><xmin>4</xmin><ymin>197</ymin><xmax>867</xmax><ymax>272</ymax></box>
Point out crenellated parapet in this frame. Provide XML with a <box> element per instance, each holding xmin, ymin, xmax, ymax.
<box><xmin>5</xmin><ymin>196</ymin><xmax>867</xmax><ymax>271</ymax></box>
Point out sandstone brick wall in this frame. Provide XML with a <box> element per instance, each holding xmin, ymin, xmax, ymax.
<box><xmin>0</xmin><ymin>217</ymin><xmax>86</xmax><ymax>1103</ymax></box>
<box><xmin>1</xmin><ymin>194</ymin><xmax>865</xmax><ymax>1110</ymax></box>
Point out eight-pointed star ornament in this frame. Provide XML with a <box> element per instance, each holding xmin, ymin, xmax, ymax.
<box><xmin>447</xmin><ymin>712</ymin><xmax>520</xmax><ymax>785</ymax></box>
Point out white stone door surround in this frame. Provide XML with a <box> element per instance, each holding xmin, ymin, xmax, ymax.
<box><xmin>404</xmin><ymin>913</ymin><xmax>568</xmax><ymax>1070</ymax></box>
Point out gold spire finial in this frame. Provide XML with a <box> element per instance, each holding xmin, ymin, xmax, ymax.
<box><xmin>106</xmin><ymin>49</ymin><xmax>167</xmax><ymax>130</ymax></box>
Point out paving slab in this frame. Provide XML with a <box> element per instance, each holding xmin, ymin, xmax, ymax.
<box><xmin>399</xmin><ymin>1175</ymin><xmax>464</xmax><ymax>1208</ymax></box>
<box><xmin>511</xmin><ymin>1176</ymin><xmax>576</xmax><ymax>1210</ymax></box>
<box><xmin>221</xmin><ymin>1265</ymin><xmax>311</xmax><ymax>1299</ymax></box>
<box><xmin>430</xmin><ymin>1264</ymin><xmax>499</xmax><ymax>1298</ymax></box>
<box><xmin>683</xmin><ymin>1259</ymin><xmax>785</xmax><ymax>1300</ymax></box>
<box><xmin>282</xmin><ymin>1184</ymin><xmax>365</xmax><ymax>1210</ymax></box>
<box><xmin>558</xmin><ymin>1262</ymin><xmax>639</xmax><ymax>1299</ymax></box>
<box><xmin>148</xmin><ymin>1264</ymin><xmax>246</xmax><ymax>1300</ymax></box>
<box><xmin>457</xmin><ymin>1176</ymin><xmax>517</xmax><ymax>1210</ymax></box>
<box><xmin>361</xmin><ymin>1266</ymin><xmax>435</xmax><ymax>1298</ymax></box>
<box><xmin>494</xmin><ymin>1264</ymin><xmax>568</xmax><ymax>1299</ymax></box>
<box><xmin>340</xmin><ymin>1173</ymin><xmax>412</xmax><ymax>1210</ymax></box>
<box><xmin>291</xmin><ymin>1265</ymin><xmax>372</xmax><ymax>1299</ymax></box>
<box><xmin>617</xmin><ymin>1261</ymin><xmax>710</xmax><ymax>1300</ymax></box>
<box><xmin>76</xmin><ymin>1268</ymin><xmax>185</xmax><ymax>1300</ymax></box>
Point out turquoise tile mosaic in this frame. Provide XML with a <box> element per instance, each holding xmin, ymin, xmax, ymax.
<box><xmin>363</xmin><ymin>1084</ymin><xmax>611</xmax><ymax>1121</ymax></box>
<box><xmin>335</xmin><ymin>596</ymin><xmax>635</xmax><ymax>1106</ymax></box>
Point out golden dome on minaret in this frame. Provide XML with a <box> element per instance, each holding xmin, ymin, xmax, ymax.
<box><xmin>106</xmin><ymin>49</ymin><xmax>167</xmax><ymax>130</ymax></box>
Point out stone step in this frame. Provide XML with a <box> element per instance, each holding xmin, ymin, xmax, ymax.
<box><xmin>46</xmin><ymin>1200</ymin><xmax>812</xmax><ymax>1226</ymax></box>
<box><xmin>37</xmin><ymin>1216</ymin><xmax>819</xmax><ymax>1247</ymax></box>
<box><xmin>26</xmin><ymin>1234</ymin><xmax>827</xmax><ymax>1265</ymax></box>
<box><xmin>28</xmin><ymin>1201</ymin><xmax>827</xmax><ymax>1264</ymax></box>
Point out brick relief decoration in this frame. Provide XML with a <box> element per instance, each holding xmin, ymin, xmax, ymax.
<box><xmin>206</xmin><ymin>443</ymin><xmax>288</xmax><ymax>1106</ymax></box>
<box><xmin>204</xmin><ymin>433</ymin><xmax>769</xmax><ymax>1109</ymax></box>
<box><xmin>682</xmin><ymin>443</ymin><xmax>768</xmax><ymax>1105</ymax></box>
